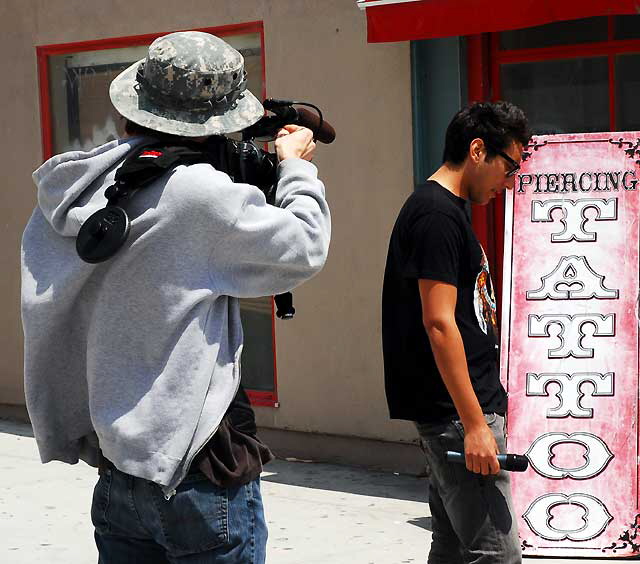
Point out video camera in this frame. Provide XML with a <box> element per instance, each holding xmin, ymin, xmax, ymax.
<box><xmin>220</xmin><ymin>98</ymin><xmax>336</xmax><ymax>203</ymax></box>
<box><xmin>76</xmin><ymin>99</ymin><xmax>335</xmax><ymax>320</ymax></box>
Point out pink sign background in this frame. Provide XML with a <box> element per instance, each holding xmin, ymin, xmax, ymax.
<box><xmin>501</xmin><ymin>132</ymin><xmax>640</xmax><ymax>557</ymax></box>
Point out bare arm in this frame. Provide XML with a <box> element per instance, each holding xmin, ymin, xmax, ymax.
<box><xmin>418</xmin><ymin>278</ymin><xmax>500</xmax><ymax>475</ymax></box>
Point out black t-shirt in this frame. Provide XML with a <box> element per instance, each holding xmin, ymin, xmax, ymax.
<box><xmin>382</xmin><ymin>181</ymin><xmax>507</xmax><ymax>424</ymax></box>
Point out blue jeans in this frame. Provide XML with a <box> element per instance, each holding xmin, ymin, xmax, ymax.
<box><xmin>415</xmin><ymin>413</ymin><xmax>521</xmax><ymax>564</ymax></box>
<box><xmin>91</xmin><ymin>466</ymin><xmax>267</xmax><ymax>563</ymax></box>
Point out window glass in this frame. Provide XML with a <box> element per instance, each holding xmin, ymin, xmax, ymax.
<box><xmin>48</xmin><ymin>34</ymin><xmax>262</xmax><ymax>153</ymax></box>
<box><xmin>411</xmin><ymin>37</ymin><xmax>467</xmax><ymax>185</ymax></box>
<box><xmin>614</xmin><ymin>15</ymin><xmax>640</xmax><ymax>40</ymax></box>
<box><xmin>499</xmin><ymin>17</ymin><xmax>607</xmax><ymax>50</ymax></box>
<box><xmin>239</xmin><ymin>298</ymin><xmax>275</xmax><ymax>392</ymax></box>
<box><xmin>48</xmin><ymin>46</ymin><xmax>147</xmax><ymax>153</ymax></box>
<box><xmin>45</xmin><ymin>32</ymin><xmax>275</xmax><ymax>395</ymax></box>
<box><xmin>500</xmin><ymin>57</ymin><xmax>609</xmax><ymax>134</ymax></box>
<box><xmin>616</xmin><ymin>54</ymin><xmax>640</xmax><ymax>131</ymax></box>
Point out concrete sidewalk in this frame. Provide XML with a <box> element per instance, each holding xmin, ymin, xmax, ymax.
<box><xmin>0</xmin><ymin>420</ymin><xmax>615</xmax><ymax>563</ymax></box>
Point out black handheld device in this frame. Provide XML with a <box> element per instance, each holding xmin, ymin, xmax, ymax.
<box><xmin>445</xmin><ymin>451</ymin><xmax>529</xmax><ymax>472</ymax></box>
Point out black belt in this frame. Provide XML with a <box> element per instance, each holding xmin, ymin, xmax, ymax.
<box><xmin>97</xmin><ymin>451</ymin><xmax>116</xmax><ymax>475</ymax></box>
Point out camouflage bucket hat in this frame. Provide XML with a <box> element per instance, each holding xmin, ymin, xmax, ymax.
<box><xmin>109</xmin><ymin>31</ymin><xmax>264</xmax><ymax>137</ymax></box>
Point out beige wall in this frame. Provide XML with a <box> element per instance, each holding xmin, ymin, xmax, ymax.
<box><xmin>1</xmin><ymin>0</ymin><xmax>418</xmax><ymax>451</ymax></box>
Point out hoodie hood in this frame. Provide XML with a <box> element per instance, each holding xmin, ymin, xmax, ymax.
<box><xmin>33</xmin><ymin>138</ymin><xmax>148</xmax><ymax>236</ymax></box>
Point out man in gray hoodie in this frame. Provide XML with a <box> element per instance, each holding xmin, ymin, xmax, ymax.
<box><xmin>21</xmin><ymin>31</ymin><xmax>331</xmax><ymax>564</ymax></box>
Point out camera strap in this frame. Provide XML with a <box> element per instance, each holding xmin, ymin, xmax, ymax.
<box><xmin>76</xmin><ymin>139</ymin><xmax>224</xmax><ymax>264</ymax></box>
<box><xmin>75</xmin><ymin>138</ymin><xmax>295</xmax><ymax>319</ymax></box>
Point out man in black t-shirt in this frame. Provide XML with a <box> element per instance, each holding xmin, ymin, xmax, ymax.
<box><xmin>382</xmin><ymin>102</ymin><xmax>530</xmax><ymax>564</ymax></box>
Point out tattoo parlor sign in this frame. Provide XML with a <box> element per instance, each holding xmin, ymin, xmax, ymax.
<box><xmin>501</xmin><ymin>132</ymin><xmax>640</xmax><ymax>558</ymax></box>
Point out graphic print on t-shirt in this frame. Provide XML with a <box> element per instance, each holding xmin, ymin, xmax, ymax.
<box><xmin>474</xmin><ymin>248</ymin><xmax>498</xmax><ymax>337</ymax></box>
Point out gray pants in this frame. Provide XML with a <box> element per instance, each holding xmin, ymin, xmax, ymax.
<box><xmin>415</xmin><ymin>414</ymin><xmax>522</xmax><ymax>564</ymax></box>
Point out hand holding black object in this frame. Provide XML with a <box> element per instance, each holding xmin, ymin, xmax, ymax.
<box><xmin>244</xmin><ymin>99</ymin><xmax>336</xmax><ymax>144</ymax></box>
<box><xmin>275</xmin><ymin>125</ymin><xmax>316</xmax><ymax>162</ymax></box>
<box><xmin>446</xmin><ymin>451</ymin><xmax>529</xmax><ymax>472</ymax></box>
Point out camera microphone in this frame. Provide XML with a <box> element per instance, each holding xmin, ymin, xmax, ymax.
<box><xmin>294</xmin><ymin>108</ymin><xmax>336</xmax><ymax>144</ymax></box>
<box><xmin>445</xmin><ymin>451</ymin><xmax>529</xmax><ymax>472</ymax></box>
<box><xmin>262</xmin><ymin>98</ymin><xmax>336</xmax><ymax>144</ymax></box>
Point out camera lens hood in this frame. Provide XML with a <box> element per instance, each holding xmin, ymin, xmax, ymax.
<box><xmin>76</xmin><ymin>206</ymin><xmax>131</xmax><ymax>264</ymax></box>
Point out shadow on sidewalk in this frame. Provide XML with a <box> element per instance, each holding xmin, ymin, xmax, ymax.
<box><xmin>261</xmin><ymin>458</ymin><xmax>428</xmax><ymax>504</ymax></box>
<box><xmin>0</xmin><ymin>419</ymin><xmax>34</xmax><ymax>438</ymax></box>
<box><xmin>1</xmin><ymin>420</ymin><xmax>428</xmax><ymax>507</ymax></box>
<box><xmin>408</xmin><ymin>516</ymin><xmax>432</xmax><ymax>531</ymax></box>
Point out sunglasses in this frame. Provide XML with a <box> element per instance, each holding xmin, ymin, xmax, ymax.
<box><xmin>486</xmin><ymin>144</ymin><xmax>521</xmax><ymax>178</ymax></box>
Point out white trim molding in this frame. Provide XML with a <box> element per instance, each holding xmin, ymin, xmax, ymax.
<box><xmin>357</xmin><ymin>0</ymin><xmax>422</xmax><ymax>10</ymax></box>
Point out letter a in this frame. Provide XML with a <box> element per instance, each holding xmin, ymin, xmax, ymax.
<box><xmin>527</xmin><ymin>256</ymin><xmax>618</xmax><ymax>300</ymax></box>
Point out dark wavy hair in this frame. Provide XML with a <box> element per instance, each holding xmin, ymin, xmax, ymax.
<box><xmin>442</xmin><ymin>101</ymin><xmax>531</xmax><ymax>165</ymax></box>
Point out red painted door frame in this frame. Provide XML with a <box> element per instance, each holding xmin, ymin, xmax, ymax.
<box><xmin>466</xmin><ymin>34</ymin><xmax>505</xmax><ymax>317</ymax></box>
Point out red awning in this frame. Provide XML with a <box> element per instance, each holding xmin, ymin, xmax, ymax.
<box><xmin>359</xmin><ymin>0</ymin><xmax>639</xmax><ymax>43</ymax></box>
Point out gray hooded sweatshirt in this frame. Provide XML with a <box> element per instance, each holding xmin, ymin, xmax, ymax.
<box><xmin>21</xmin><ymin>137</ymin><xmax>330</xmax><ymax>496</ymax></box>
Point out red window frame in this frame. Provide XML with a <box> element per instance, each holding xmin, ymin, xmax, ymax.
<box><xmin>36</xmin><ymin>22</ymin><xmax>280</xmax><ymax>408</ymax></box>
<box><xmin>467</xmin><ymin>18</ymin><xmax>640</xmax><ymax>319</ymax></box>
